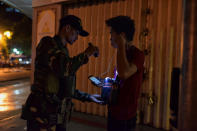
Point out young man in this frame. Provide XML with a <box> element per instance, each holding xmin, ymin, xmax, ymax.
<box><xmin>21</xmin><ymin>15</ymin><xmax>102</xmax><ymax>131</ymax></box>
<box><xmin>105</xmin><ymin>16</ymin><xmax>145</xmax><ymax>131</ymax></box>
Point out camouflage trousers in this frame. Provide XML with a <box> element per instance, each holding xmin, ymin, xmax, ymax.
<box><xmin>23</xmin><ymin>92</ymin><xmax>72</xmax><ymax>131</ymax></box>
<box><xmin>26</xmin><ymin>98</ymin><xmax>72</xmax><ymax>131</ymax></box>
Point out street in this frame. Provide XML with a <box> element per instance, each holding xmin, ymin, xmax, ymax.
<box><xmin>0</xmin><ymin>78</ymin><xmax>30</xmax><ymax>120</ymax></box>
<box><xmin>0</xmin><ymin>78</ymin><xmax>30</xmax><ymax>131</ymax></box>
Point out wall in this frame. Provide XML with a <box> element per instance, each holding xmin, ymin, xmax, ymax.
<box><xmin>32</xmin><ymin>0</ymin><xmax>183</xmax><ymax>130</ymax></box>
<box><xmin>31</xmin><ymin>4</ymin><xmax>62</xmax><ymax>83</ymax></box>
<box><xmin>62</xmin><ymin>0</ymin><xmax>183</xmax><ymax>130</ymax></box>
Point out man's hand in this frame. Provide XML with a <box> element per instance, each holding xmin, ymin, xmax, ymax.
<box><xmin>116</xmin><ymin>33</ymin><xmax>126</xmax><ymax>49</ymax></box>
<box><xmin>84</xmin><ymin>43</ymin><xmax>99</xmax><ymax>57</ymax></box>
<box><xmin>89</xmin><ymin>94</ymin><xmax>104</xmax><ymax>104</ymax></box>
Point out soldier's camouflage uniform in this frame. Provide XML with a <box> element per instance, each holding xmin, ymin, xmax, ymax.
<box><xmin>21</xmin><ymin>35</ymin><xmax>91</xmax><ymax>131</ymax></box>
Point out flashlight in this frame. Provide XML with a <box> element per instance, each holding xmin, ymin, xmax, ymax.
<box><xmin>88</xmin><ymin>42</ymin><xmax>99</xmax><ymax>57</ymax></box>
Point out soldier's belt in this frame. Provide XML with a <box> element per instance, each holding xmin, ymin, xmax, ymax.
<box><xmin>46</xmin><ymin>94</ymin><xmax>61</xmax><ymax>104</ymax></box>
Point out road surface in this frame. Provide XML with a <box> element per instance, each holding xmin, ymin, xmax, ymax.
<box><xmin>0</xmin><ymin>78</ymin><xmax>30</xmax><ymax>131</ymax></box>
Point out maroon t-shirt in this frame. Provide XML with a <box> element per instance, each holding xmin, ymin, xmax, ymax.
<box><xmin>109</xmin><ymin>45</ymin><xmax>145</xmax><ymax>120</ymax></box>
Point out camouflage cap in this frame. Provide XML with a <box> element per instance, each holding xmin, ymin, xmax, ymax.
<box><xmin>60</xmin><ymin>15</ymin><xmax>89</xmax><ymax>37</ymax></box>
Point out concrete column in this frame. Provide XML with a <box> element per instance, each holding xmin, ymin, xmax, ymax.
<box><xmin>31</xmin><ymin>4</ymin><xmax>62</xmax><ymax>84</ymax></box>
<box><xmin>179</xmin><ymin>0</ymin><xmax>197</xmax><ymax>130</ymax></box>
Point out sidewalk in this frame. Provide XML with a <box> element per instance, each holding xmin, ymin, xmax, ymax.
<box><xmin>0</xmin><ymin>111</ymin><xmax>164</xmax><ymax>131</ymax></box>
<box><xmin>0</xmin><ymin>68</ymin><xmax>164</xmax><ymax>131</ymax></box>
<box><xmin>0</xmin><ymin>68</ymin><xmax>30</xmax><ymax>82</ymax></box>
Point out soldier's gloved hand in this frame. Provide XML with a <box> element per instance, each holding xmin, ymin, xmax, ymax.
<box><xmin>84</xmin><ymin>43</ymin><xmax>99</xmax><ymax>57</ymax></box>
<box><xmin>89</xmin><ymin>94</ymin><xmax>104</xmax><ymax>104</ymax></box>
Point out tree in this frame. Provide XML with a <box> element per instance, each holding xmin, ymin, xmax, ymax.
<box><xmin>7</xmin><ymin>17</ymin><xmax>32</xmax><ymax>56</ymax></box>
<box><xmin>0</xmin><ymin>2</ymin><xmax>32</xmax><ymax>57</ymax></box>
<box><xmin>0</xmin><ymin>37</ymin><xmax>9</xmax><ymax>60</ymax></box>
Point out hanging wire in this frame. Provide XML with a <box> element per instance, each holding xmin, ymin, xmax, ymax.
<box><xmin>99</xmin><ymin>52</ymin><xmax>116</xmax><ymax>77</ymax></box>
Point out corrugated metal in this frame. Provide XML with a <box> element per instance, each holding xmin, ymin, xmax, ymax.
<box><xmin>143</xmin><ymin>0</ymin><xmax>183</xmax><ymax>130</ymax></box>
<box><xmin>62</xmin><ymin>0</ymin><xmax>183</xmax><ymax>130</ymax></box>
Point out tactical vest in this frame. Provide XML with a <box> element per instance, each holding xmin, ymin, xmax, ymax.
<box><xmin>32</xmin><ymin>36</ymin><xmax>76</xmax><ymax>98</ymax></box>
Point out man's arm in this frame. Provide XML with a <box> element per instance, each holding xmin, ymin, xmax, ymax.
<box><xmin>49</xmin><ymin>43</ymin><xmax>98</xmax><ymax>77</ymax></box>
<box><xmin>66</xmin><ymin>43</ymin><xmax>99</xmax><ymax>75</ymax></box>
<box><xmin>48</xmin><ymin>48</ymin><xmax>88</xmax><ymax>79</ymax></box>
<box><xmin>117</xmin><ymin>42</ymin><xmax>137</xmax><ymax>80</ymax></box>
<box><xmin>73</xmin><ymin>90</ymin><xmax>103</xmax><ymax>104</ymax></box>
<box><xmin>73</xmin><ymin>90</ymin><xmax>91</xmax><ymax>102</ymax></box>
<box><xmin>63</xmin><ymin>53</ymin><xmax>89</xmax><ymax>76</ymax></box>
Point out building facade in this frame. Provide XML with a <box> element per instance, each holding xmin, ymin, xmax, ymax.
<box><xmin>32</xmin><ymin>0</ymin><xmax>195</xmax><ymax>130</ymax></box>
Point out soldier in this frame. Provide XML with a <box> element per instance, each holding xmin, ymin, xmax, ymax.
<box><xmin>21</xmin><ymin>15</ymin><xmax>103</xmax><ymax>131</ymax></box>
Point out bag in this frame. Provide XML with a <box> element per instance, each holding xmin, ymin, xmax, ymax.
<box><xmin>21</xmin><ymin>104</ymin><xmax>32</xmax><ymax>120</ymax></box>
<box><xmin>21</xmin><ymin>92</ymin><xmax>36</xmax><ymax>120</ymax></box>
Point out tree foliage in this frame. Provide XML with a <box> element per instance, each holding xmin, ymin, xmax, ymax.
<box><xmin>0</xmin><ymin>2</ymin><xmax>32</xmax><ymax>57</ymax></box>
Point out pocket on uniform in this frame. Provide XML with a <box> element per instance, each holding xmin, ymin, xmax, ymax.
<box><xmin>59</xmin><ymin>76</ymin><xmax>75</xmax><ymax>98</ymax></box>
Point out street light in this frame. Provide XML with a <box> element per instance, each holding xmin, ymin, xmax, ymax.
<box><xmin>16</xmin><ymin>51</ymin><xmax>20</xmax><ymax>55</ymax></box>
<box><xmin>13</xmin><ymin>48</ymin><xmax>17</xmax><ymax>53</ymax></box>
<box><xmin>0</xmin><ymin>33</ymin><xmax>2</xmax><ymax>41</ymax></box>
<box><xmin>0</xmin><ymin>31</ymin><xmax>12</xmax><ymax>41</ymax></box>
<box><xmin>0</xmin><ymin>31</ymin><xmax>12</xmax><ymax>61</ymax></box>
<box><xmin>3</xmin><ymin>31</ymin><xmax>12</xmax><ymax>39</ymax></box>
<box><xmin>13</xmin><ymin>48</ymin><xmax>21</xmax><ymax>55</ymax></box>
